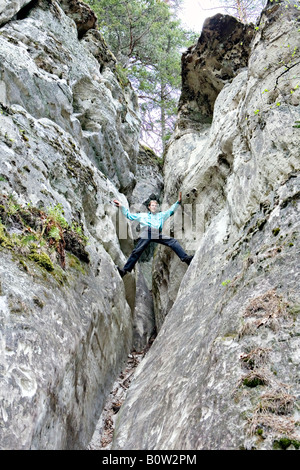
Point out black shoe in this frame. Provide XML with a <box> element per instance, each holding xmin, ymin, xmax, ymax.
<box><xmin>183</xmin><ymin>255</ymin><xmax>194</xmax><ymax>266</ymax></box>
<box><xmin>117</xmin><ymin>267</ymin><xmax>127</xmax><ymax>278</ymax></box>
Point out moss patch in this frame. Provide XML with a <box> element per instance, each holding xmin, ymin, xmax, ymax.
<box><xmin>243</xmin><ymin>376</ymin><xmax>266</xmax><ymax>388</ymax></box>
<box><xmin>0</xmin><ymin>193</ymin><xmax>89</xmax><ymax>274</ymax></box>
<box><xmin>273</xmin><ymin>438</ymin><xmax>300</xmax><ymax>450</ymax></box>
<box><xmin>67</xmin><ymin>253</ymin><xmax>86</xmax><ymax>274</ymax></box>
<box><xmin>0</xmin><ymin>224</ymin><xmax>13</xmax><ymax>249</ymax></box>
<box><xmin>28</xmin><ymin>251</ymin><xmax>54</xmax><ymax>272</ymax></box>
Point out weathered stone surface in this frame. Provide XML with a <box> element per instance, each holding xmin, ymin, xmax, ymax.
<box><xmin>0</xmin><ymin>0</ymin><xmax>32</xmax><ymax>26</ymax></box>
<box><xmin>114</xmin><ymin>178</ymin><xmax>300</xmax><ymax>450</ymax></box>
<box><xmin>0</xmin><ymin>102</ymin><xmax>135</xmax><ymax>450</ymax></box>
<box><xmin>0</xmin><ymin>0</ymin><xmax>140</xmax><ymax>193</ymax></box>
<box><xmin>2</xmin><ymin>0</ymin><xmax>299</xmax><ymax>452</ymax></box>
<box><xmin>59</xmin><ymin>0</ymin><xmax>97</xmax><ymax>38</ymax></box>
<box><xmin>0</xmin><ymin>0</ymin><xmax>140</xmax><ymax>450</ymax></box>
<box><xmin>113</xmin><ymin>1</ymin><xmax>300</xmax><ymax>450</ymax></box>
<box><xmin>129</xmin><ymin>145</ymin><xmax>164</xmax><ymax>210</ymax></box>
<box><xmin>177</xmin><ymin>13</ymin><xmax>254</xmax><ymax>131</ymax></box>
<box><xmin>153</xmin><ymin>0</ymin><xmax>300</xmax><ymax>328</ymax></box>
<box><xmin>132</xmin><ymin>266</ymin><xmax>155</xmax><ymax>352</ymax></box>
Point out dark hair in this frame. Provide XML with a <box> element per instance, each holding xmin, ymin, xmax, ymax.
<box><xmin>148</xmin><ymin>200</ymin><xmax>158</xmax><ymax>207</ymax></box>
<box><xmin>145</xmin><ymin>193</ymin><xmax>159</xmax><ymax>208</ymax></box>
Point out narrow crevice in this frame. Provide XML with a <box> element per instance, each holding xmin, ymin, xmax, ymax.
<box><xmin>87</xmin><ymin>334</ymin><xmax>156</xmax><ymax>450</ymax></box>
<box><xmin>16</xmin><ymin>0</ymin><xmax>39</xmax><ymax>20</ymax></box>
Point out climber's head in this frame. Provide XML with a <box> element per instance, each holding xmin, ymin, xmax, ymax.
<box><xmin>148</xmin><ymin>200</ymin><xmax>159</xmax><ymax>214</ymax></box>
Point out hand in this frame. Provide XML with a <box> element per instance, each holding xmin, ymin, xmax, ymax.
<box><xmin>113</xmin><ymin>199</ymin><xmax>122</xmax><ymax>207</ymax></box>
<box><xmin>178</xmin><ymin>192</ymin><xmax>182</xmax><ymax>204</ymax></box>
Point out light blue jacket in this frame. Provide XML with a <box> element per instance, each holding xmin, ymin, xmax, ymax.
<box><xmin>121</xmin><ymin>201</ymin><xmax>181</xmax><ymax>232</ymax></box>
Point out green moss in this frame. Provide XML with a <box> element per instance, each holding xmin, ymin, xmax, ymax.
<box><xmin>288</xmin><ymin>304</ymin><xmax>300</xmax><ymax>320</ymax></box>
<box><xmin>0</xmin><ymin>234</ymin><xmax>12</xmax><ymax>248</ymax></box>
<box><xmin>138</xmin><ymin>144</ymin><xmax>163</xmax><ymax>168</ymax></box>
<box><xmin>19</xmin><ymin>259</ymin><xmax>29</xmax><ymax>272</ymax></box>
<box><xmin>290</xmin><ymin>304</ymin><xmax>300</xmax><ymax>314</ymax></box>
<box><xmin>0</xmin><ymin>224</ymin><xmax>13</xmax><ymax>248</ymax></box>
<box><xmin>67</xmin><ymin>253</ymin><xmax>86</xmax><ymax>274</ymax></box>
<box><xmin>272</xmin><ymin>227</ymin><xmax>280</xmax><ymax>236</ymax></box>
<box><xmin>115</xmin><ymin>63</ymin><xmax>130</xmax><ymax>88</ymax></box>
<box><xmin>65</xmin><ymin>155</ymin><xmax>97</xmax><ymax>191</ymax></box>
<box><xmin>0</xmin><ymin>195</ymin><xmax>89</xmax><ymax>273</ymax></box>
<box><xmin>273</xmin><ymin>438</ymin><xmax>300</xmax><ymax>450</ymax></box>
<box><xmin>28</xmin><ymin>251</ymin><xmax>54</xmax><ymax>272</ymax></box>
<box><xmin>51</xmin><ymin>265</ymin><xmax>68</xmax><ymax>285</ymax></box>
<box><xmin>243</xmin><ymin>377</ymin><xmax>265</xmax><ymax>388</ymax></box>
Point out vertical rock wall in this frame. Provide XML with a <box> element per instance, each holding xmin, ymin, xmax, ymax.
<box><xmin>0</xmin><ymin>0</ymin><xmax>140</xmax><ymax>449</ymax></box>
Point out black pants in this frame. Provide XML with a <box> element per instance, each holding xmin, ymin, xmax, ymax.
<box><xmin>123</xmin><ymin>229</ymin><xmax>189</xmax><ymax>272</ymax></box>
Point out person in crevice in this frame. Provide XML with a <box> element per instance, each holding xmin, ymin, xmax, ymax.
<box><xmin>113</xmin><ymin>192</ymin><xmax>194</xmax><ymax>278</ymax></box>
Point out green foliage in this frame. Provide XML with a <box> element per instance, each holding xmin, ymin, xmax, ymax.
<box><xmin>20</xmin><ymin>234</ymin><xmax>37</xmax><ymax>245</ymax></box>
<box><xmin>70</xmin><ymin>222</ymin><xmax>89</xmax><ymax>244</ymax></box>
<box><xmin>273</xmin><ymin>438</ymin><xmax>300</xmax><ymax>450</ymax></box>
<box><xmin>0</xmin><ymin>194</ymin><xmax>89</xmax><ymax>272</ymax></box>
<box><xmin>84</xmin><ymin>0</ymin><xmax>197</xmax><ymax>155</ymax></box>
<box><xmin>47</xmin><ymin>226</ymin><xmax>61</xmax><ymax>241</ymax></box>
<box><xmin>47</xmin><ymin>204</ymin><xmax>68</xmax><ymax>229</ymax></box>
<box><xmin>243</xmin><ymin>376</ymin><xmax>265</xmax><ymax>387</ymax></box>
<box><xmin>0</xmin><ymin>222</ymin><xmax>13</xmax><ymax>248</ymax></box>
<box><xmin>115</xmin><ymin>63</ymin><xmax>130</xmax><ymax>88</ymax></box>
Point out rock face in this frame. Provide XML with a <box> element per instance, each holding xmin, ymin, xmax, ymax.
<box><xmin>152</xmin><ymin>15</ymin><xmax>254</xmax><ymax>329</ymax></box>
<box><xmin>0</xmin><ymin>0</ymin><xmax>33</xmax><ymax>26</ymax></box>
<box><xmin>1</xmin><ymin>0</ymin><xmax>299</xmax><ymax>452</ymax></box>
<box><xmin>59</xmin><ymin>0</ymin><xmax>98</xmax><ymax>38</ymax></box>
<box><xmin>113</xmin><ymin>2</ymin><xmax>300</xmax><ymax>450</ymax></box>
<box><xmin>0</xmin><ymin>0</ymin><xmax>140</xmax><ymax>193</ymax></box>
<box><xmin>178</xmin><ymin>13</ymin><xmax>254</xmax><ymax>130</ymax></box>
<box><xmin>0</xmin><ymin>0</ymin><xmax>141</xmax><ymax>449</ymax></box>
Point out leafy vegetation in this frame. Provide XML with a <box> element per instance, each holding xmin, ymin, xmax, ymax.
<box><xmin>84</xmin><ymin>0</ymin><xmax>299</xmax><ymax>155</ymax></box>
<box><xmin>84</xmin><ymin>0</ymin><xmax>197</xmax><ymax>155</ymax></box>
<box><xmin>0</xmin><ymin>194</ymin><xmax>89</xmax><ymax>273</ymax></box>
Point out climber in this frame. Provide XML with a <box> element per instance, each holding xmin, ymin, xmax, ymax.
<box><xmin>113</xmin><ymin>192</ymin><xmax>194</xmax><ymax>278</ymax></box>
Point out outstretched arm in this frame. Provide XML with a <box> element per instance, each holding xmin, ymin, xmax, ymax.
<box><xmin>161</xmin><ymin>192</ymin><xmax>182</xmax><ymax>224</ymax></box>
<box><xmin>113</xmin><ymin>199</ymin><xmax>142</xmax><ymax>222</ymax></box>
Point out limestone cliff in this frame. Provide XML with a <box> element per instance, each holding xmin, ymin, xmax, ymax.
<box><xmin>0</xmin><ymin>0</ymin><xmax>144</xmax><ymax>450</ymax></box>
<box><xmin>1</xmin><ymin>0</ymin><xmax>299</xmax><ymax>452</ymax></box>
<box><xmin>113</xmin><ymin>1</ymin><xmax>300</xmax><ymax>450</ymax></box>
